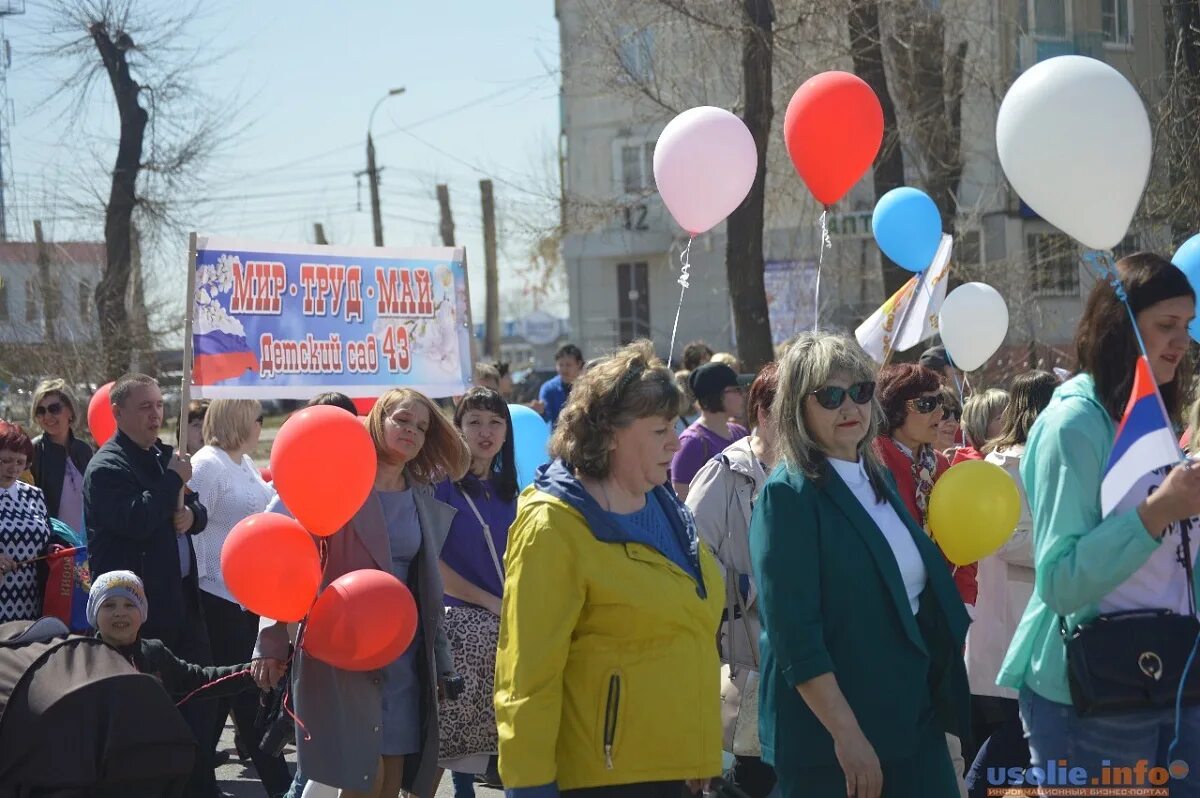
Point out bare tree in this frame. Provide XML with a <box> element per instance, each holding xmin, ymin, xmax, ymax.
<box><xmin>37</xmin><ymin>1</ymin><xmax>224</xmax><ymax>378</ymax></box>
<box><xmin>1146</xmin><ymin>0</ymin><xmax>1200</xmax><ymax>240</ymax></box>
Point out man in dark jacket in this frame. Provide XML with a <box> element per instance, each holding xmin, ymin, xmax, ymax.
<box><xmin>82</xmin><ymin>373</ymin><xmax>221</xmax><ymax>798</ymax></box>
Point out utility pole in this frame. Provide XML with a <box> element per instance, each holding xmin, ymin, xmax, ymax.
<box><xmin>366</xmin><ymin>135</ymin><xmax>383</xmax><ymax>246</ymax></box>
<box><xmin>436</xmin><ymin>184</ymin><xmax>455</xmax><ymax>246</ymax></box>
<box><xmin>362</xmin><ymin>87</ymin><xmax>405</xmax><ymax>248</ymax></box>
<box><xmin>33</xmin><ymin>219</ymin><xmax>53</xmax><ymax>341</ymax></box>
<box><xmin>313</xmin><ymin>223</ymin><xmax>328</xmax><ymax>245</ymax></box>
<box><xmin>480</xmin><ymin>179</ymin><xmax>500</xmax><ymax>359</ymax></box>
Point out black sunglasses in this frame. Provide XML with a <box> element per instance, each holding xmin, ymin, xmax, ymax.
<box><xmin>906</xmin><ymin>394</ymin><xmax>945</xmax><ymax>415</ymax></box>
<box><xmin>35</xmin><ymin>401</ymin><xmax>65</xmax><ymax>417</ymax></box>
<box><xmin>255</xmin><ymin>415</ymin><xmax>265</xmax><ymax>424</ymax></box>
<box><xmin>811</xmin><ymin>381</ymin><xmax>876</xmax><ymax>410</ymax></box>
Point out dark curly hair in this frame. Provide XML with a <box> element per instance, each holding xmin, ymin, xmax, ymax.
<box><xmin>549</xmin><ymin>340</ymin><xmax>684</xmax><ymax>479</ymax></box>
<box><xmin>876</xmin><ymin>363</ymin><xmax>942</xmax><ymax>435</ymax></box>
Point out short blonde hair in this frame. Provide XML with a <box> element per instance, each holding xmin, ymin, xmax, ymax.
<box><xmin>773</xmin><ymin>331</ymin><xmax>886</xmax><ymax>492</ymax></box>
<box><xmin>367</xmin><ymin>388</ymin><xmax>469</xmax><ymax>484</ymax></box>
<box><xmin>202</xmin><ymin>399</ymin><xmax>262</xmax><ymax>451</ymax></box>
<box><xmin>31</xmin><ymin>378</ymin><xmax>80</xmax><ymax>430</ymax></box>
<box><xmin>961</xmin><ymin>388</ymin><xmax>1009</xmax><ymax>449</ymax></box>
<box><xmin>550</xmin><ymin>340</ymin><xmax>684</xmax><ymax>479</ymax></box>
<box><xmin>711</xmin><ymin>352</ymin><xmax>740</xmax><ymax>370</ymax></box>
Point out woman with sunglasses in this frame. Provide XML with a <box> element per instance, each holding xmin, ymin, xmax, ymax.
<box><xmin>750</xmin><ymin>333</ymin><xmax>970</xmax><ymax>798</ymax></box>
<box><xmin>187</xmin><ymin>398</ymin><xmax>292</xmax><ymax>798</ymax></box>
<box><xmin>28</xmin><ymin>378</ymin><xmax>93</xmax><ymax>535</ymax></box>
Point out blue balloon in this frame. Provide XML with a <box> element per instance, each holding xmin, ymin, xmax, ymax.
<box><xmin>508</xmin><ymin>404</ymin><xmax>551</xmax><ymax>490</ymax></box>
<box><xmin>1170</xmin><ymin>233</ymin><xmax>1200</xmax><ymax>343</ymax></box>
<box><xmin>872</xmin><ymin>187</ymin><xmax>943</xmax><ymax>272</ymax></box>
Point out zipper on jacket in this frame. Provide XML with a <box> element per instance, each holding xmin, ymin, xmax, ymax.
<box><xmin>603</xmin><ymin>673</ymin><xmax>621</xmax><ymax>769</ymax></box>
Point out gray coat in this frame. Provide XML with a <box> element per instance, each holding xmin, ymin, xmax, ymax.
<box><xmin>256</xmin><ymin>482</ymin><xmax>455</xmax><ymax>795</ymax></box>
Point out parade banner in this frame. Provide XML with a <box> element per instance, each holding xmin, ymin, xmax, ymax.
<box><xmin>189</xmin><ymin>236</ymin><xmax>473</xmax><ymax>399</ymax></box>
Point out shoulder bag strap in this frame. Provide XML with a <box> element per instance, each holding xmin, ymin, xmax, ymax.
<box><xmin>732</xmin><ymin>569</ymin><xmax>759</xmax><ymax>668</ymax></box>
<box><xmin>460</xmin><ymin>488</ymin><xmax>505</xmax><ymax>583</ymax></box>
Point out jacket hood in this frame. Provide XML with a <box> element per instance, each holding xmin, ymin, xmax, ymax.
<box><xmin>985</xmin><ymin>445</ymin><xmax>1026</xmax><ymax>468</ymax></box>
<box><xmin>530</xmin><ymin>459</ymin><xmax>705</xmax><ymax>585</ymax></box>
<box><xmin>719</xmin><ymin>436</ymin><xmax>762</xmax><ymax>478</ymax></box>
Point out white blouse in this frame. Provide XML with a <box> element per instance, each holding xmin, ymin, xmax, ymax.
<box><xmin>829</xmin><ymin>457</ymin><xmax>927</xmax><ymax>615</ymax></box>
<box><xmin>188</xmin><ymin>446</ymin><xmax>275</xmax><ymax>605</ymax></box>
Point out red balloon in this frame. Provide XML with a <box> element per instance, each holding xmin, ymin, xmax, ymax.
<box><xmin>351</xmin><ymin>397</ymin><xmax>377</xmax><ymax>416</ymax></box>
<box><xmin>302</xmin><ymin>569</ymin><xmax>418</xmax><ymax>671</ymax></box>
<box><xmin>259</xmin><ymin>467</ymin><xmax>272</xmax><ymax>483</ymax></box>
<box><xmin>87</xmin><ymin>382</ymin><xmax>117</xmax><ymax>446</ymax></box>
<box><xmin>783</xmin><ymin>71</ymin><xmax>883</xmax><ymax>206</ymax></box>
<box><xmin>220</xmin><ymin>513</ymin><xmax>321</xmax><ymax>622</ymax></box>
<box><xmin>270</xmin><ymin>405</ymin><xmax>377</xmax><ymax>536</ymax></box>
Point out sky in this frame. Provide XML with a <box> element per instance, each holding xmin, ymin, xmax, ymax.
<box><xmin>1</xmin><ymin>0</ymin><xmax>564</xmax><ymax>329</ymax></box>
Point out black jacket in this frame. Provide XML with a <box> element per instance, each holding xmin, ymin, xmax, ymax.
<box><xmin>111</xmin><ymin>636</ymin><xmax>256</xmax><ymax>701</ymax></box>
<box><xmin>83</xmin><ymin>432</ymin><xmax>207</xmax><ymax>642</ymax></box>
<box><xmin>30</xmin><ymin>432</ymin><xmax>94</xmax><ymax>520</ymax></box>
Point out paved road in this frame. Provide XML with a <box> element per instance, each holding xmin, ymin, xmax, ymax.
<box><xmin>216</xmin><ymin>719</ymin><xmax>503</xmax><ymax>798</ymax></box>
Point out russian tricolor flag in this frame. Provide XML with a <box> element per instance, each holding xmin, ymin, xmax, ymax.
<box><xmin>1100</xmin><ymin>356</ymin><xmax>1184</xmax><ymax>517</ymax></box>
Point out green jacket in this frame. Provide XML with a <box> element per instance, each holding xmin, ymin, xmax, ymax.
<box><xmin>748</xmin><ymin>460</ymin><xmax>971</xmax><ymax>770</ymax></box>
<box><xmin>997</xmin><ymin>374</ymin><xmax>1184</xmax><ymax>704</ymax></box>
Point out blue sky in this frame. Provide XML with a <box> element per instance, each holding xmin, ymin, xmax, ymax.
<box><xmin>3</xmin><ymin>0</ymin><xmax>563</xmax><ymax>321</ymax></box>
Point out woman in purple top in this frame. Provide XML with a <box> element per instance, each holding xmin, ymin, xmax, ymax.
<box><xmin>671</xmin><ymin>362</ymin><xmax>750</xmax><ymax>501</ymax></box>
<box><xmin>433</xmin><ymin>388</ymin><xmax>518</xmax><ymax>796</ymax></box>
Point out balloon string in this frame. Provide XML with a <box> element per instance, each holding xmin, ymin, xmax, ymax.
<box><xmin>1082</xmin><ymin>250</ymin><xmax>1150</xmax><ymax>360</ymax></box>
<box><xmin>667</xmin><ymin>235</ymin><xmax>695</xmax><ymax>370</ymax></box>
<box><xmin>175</xmin><ymin>668</ymin><xmax>253</xmax><ymax>707</ymax></box>
<box><xmin>815</xmin><ymin>210</ymin><xmax>831</xmax><ymax>330</ymax></box>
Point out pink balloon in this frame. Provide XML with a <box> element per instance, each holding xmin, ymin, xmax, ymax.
<box><xmin>653</xmin><ymin>106</ymin><xmax>758</xmax><ymax>235</ymax></box>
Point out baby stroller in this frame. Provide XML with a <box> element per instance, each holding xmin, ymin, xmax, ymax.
<box><xmin>0</xmin><ymin>618</ymin><xmax>197</xmax><ymax>797</ymax></box>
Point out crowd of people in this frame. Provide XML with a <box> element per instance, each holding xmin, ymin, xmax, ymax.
<box><xmin>1</xmin><ymin>251</ymin><xmax>1199</xmax><ymax>798</ymax></box>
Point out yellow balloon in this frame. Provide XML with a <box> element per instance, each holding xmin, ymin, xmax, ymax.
<box><xmin>928</xmin><ymin>460</ymin><xmax>1021</xmax><ymax>566</ymax></box>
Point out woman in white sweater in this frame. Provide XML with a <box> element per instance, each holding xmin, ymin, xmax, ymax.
<box><xmin>189</xmin><ymin>399</ymin><xmax>292</xmax><ymax>798</ymax></box>
<box><xmin>964</xmin><ymin>370</ymin><xmax>1060</xmax><ymax>798</ymax></box>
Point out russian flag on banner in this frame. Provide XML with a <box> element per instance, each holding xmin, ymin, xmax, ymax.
<box><xmin>1100</xmin><ymin>356</ymin><xmax>1183</xmax><ymax>517</ymax></box>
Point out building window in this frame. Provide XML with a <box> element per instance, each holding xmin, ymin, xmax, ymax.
<box><xmin>1112</xmin><ymin>233</ymin><xmax>1140</xmax><ymax>259</ymax></box>
<box><xmin>1101</xmin><ymin>0</ymin><xmax>1132</xmax><ymax>46</ymax></box>
<box><xmin>1028</xmin><ymin>233</ymin><xmax>1079</xmax><ymax>297</ymax></box>
<box><xmin>617</xmin><ymin>262</ymin><xmax>650</xmax><ymax>344</ymax></box>
<box><xmin>79</xmin><ymin>280</ymin><xmax>91</xmax><ymax>318</ymax></box>
<box><xmin>616</xmin><ymin>26</ymin><xmax>654</xmax><ymax>84</ymax></box>
<box><xmin>954</xmin><ymin>230</ymin><xmax>981</xmax><ymax>269</ymax></box>
<box><xmin>0</xmin><ymin>280</ymin><xmax>7</xmax><ymax>321</ymax></box>
<box><xmin>25</xmin><ymin>280</ymin><xmax>37</xmax><ymax>322</ymax></box>
<box><xmin>1029</xmin><ymin>0</ymin><xmax>1067</xmax><ymax>37</ymax></box>
<box><xmin>618</xmin><ymin>140</ymin><xmax>655</xmax><ymax>194</ymax></box>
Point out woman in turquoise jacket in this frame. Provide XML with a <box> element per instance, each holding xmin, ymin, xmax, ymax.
<box><xmin>750</xmin><ymin>332</ymin><xmax>971</xmax><ymax>798</ymax></box>
<box><xmin>998</xmin><ymin>253</ymin><xmax>1200</xmax><ymax>787</ymax></box>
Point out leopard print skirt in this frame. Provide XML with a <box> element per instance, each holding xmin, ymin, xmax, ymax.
<box><xmin>438</xmin><ymin>604</ymin><xmax>500</xmax><ymax>761</ymax></box>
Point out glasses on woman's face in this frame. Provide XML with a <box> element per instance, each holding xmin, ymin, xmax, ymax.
<box><xmin>906</xmin><ymin>393</ymin><xmax>944</xmax><ymax>415</ymax></box>
<box><xmin>810</xmin><ymin>381</ymin><xmax>876</xmax><ymax>410</ymax></box>
<box><xmin>942</xmin><ymin>407</ymin><xmax>962</xmax><ymax>422</ymax></box>
<box><xmin>35</xmin><ymin>401</ymin><xmax>64</xmax><ymax>417</ymax></box>
<box><xmin>255</xmin><ymin>415</ymin><xmax>264</xmax><ymax>425</ymax></box>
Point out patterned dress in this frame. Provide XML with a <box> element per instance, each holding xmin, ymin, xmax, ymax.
<box><xmin>0</xmin><ymin>481</ymin><xmax>51</xmax><ymax>623</ymax></box>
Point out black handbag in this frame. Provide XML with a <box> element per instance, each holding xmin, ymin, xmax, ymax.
<box><xmin>1062</xmin><ymin>523</ymin><xmax>1200</xmax><ymax>716</ymax></box>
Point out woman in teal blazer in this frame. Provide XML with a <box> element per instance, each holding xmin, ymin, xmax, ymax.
<box><xmin>749</xmin><ymin>332</ymin><xmax>971</xmax><ymax>798</ymax></box>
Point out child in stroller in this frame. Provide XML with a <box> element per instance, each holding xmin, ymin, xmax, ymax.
<box><xmin>88</xmin><ymin>569</ymin><xmax>282</xmax><ymax>701</ymax></box>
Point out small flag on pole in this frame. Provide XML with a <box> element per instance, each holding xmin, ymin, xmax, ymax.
<box><xmin>855</xmin><ymin>234</ymin><xmax>953</xmax><ymax>363</ymax></box>
<box><xmin>1100</xmin><ymin>356</ymin><xmax>1183</xmax><ymax>517</ymax></box>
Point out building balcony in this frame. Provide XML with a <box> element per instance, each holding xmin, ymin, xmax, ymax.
<box><xmin>1017</xmin><ymin>32</ymin><xmax>1106</xmax><ymax>73</ymax></box>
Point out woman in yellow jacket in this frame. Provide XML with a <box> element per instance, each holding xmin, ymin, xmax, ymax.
<box><xmin>494</xmin><ymin>340</ymin><xmax>725</xmax><ymax>798</ymax></box>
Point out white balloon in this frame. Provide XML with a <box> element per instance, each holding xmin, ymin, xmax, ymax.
<box><xmin>939</xmin><ymin>283</ymin><xmax>1009</xmax><ymax>372</ymax></box>
<box><xmin>653</xmin><ymin>106</ymin><xmax>758</xmax><ymax>235</ymax></box>
<box><xmin>996</xmin><ymin>56</ymin><xmax>1151</xmax><ymax>251</ymax></box>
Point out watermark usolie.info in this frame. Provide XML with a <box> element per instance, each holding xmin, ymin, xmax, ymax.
<box><xmin>985</xmin><ymin>759</ymin><xmax>1190</xmax><ymax>796</ymax></box>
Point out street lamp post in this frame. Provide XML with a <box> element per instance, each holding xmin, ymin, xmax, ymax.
<box><xmin>366</xmin><ymin>87</ymin><xmax>405</xmax><ymax>247</ymax></box>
